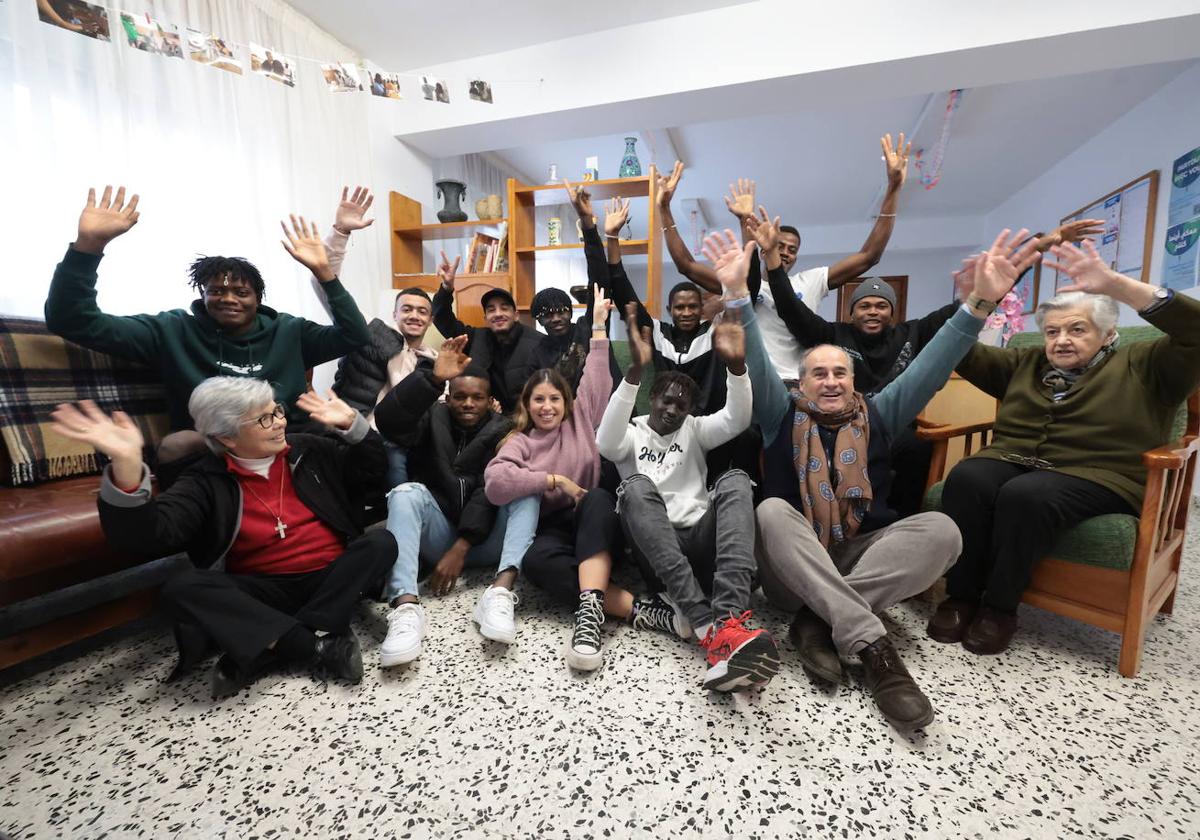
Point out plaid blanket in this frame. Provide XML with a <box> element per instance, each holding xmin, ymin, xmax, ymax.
<box><xmin>0</xmin><ymin>316</ymin><xmax>169</xmax><ymax>486</ymax></box>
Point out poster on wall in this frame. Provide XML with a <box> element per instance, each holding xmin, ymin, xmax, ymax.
<box><xmin>37</xmin><ymin>0</ymin><xmax>111</xmax><ymax>41</ymax></box>
<box><xmin>1163</xmin><ymin>146</ymin><xmax>1200</xmax><ymax>292</ymax></box>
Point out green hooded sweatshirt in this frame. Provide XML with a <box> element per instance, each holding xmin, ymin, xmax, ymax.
<box><xmin>45</xmin><ymin>247</ymin><xmax>371</xmax><ymax>430</ymax></box>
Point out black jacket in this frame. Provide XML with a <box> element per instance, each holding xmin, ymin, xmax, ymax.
<box><xmin>432</xmin><ymin>285</ymin><xmax>544</xmax><ymax>414</ymax></box>
<box><xmin>97</xmin><ymin>417</ymin><xmax>386</xmax><ymax>569</ymax></box>
<box><xmin>765</xmin><ymin>264</ymin><xmax>959</xmax><ymax>395</ymax></box>
<box><xmin>331</xmin><ymin>318</ymin><xmax>409</xmax><ymax>413</ymax></box>
<box><xmin>374</xmin><ymin>367</ymin><xmax>513</xmax><ymax>545</ymax></box>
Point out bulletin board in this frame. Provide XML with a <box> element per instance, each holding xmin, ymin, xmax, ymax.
<box><xmin>1055</xmin><ymin>170</ymin><xmax>1159</xmax><ymax>292</ymax></box>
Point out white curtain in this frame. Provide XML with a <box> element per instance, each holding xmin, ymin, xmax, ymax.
<box><xmin>0</xmin><ymin>0</ymin><xmax>383</xmax><ymax>351</ymax></box>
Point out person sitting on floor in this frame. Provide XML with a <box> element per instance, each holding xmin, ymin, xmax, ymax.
<box><xmin>929</xmin><ymin>239</ymin><xmax>1200</xmax><ymax>656</ymax></box>
<box><xmin>483</xmin><ymin>287</ymin><xmax>677</xmax><ymax>670</ymax></box>
<box><xmin>50</xmin><ymin>378</ymin><xmax>396</xmax><ymax>698</ymax></box>
<box><xmin>372</xmin><ymin>336</ymin><xmax>539</xmax><ymax>663</ymax></box>
<box><xmin>597</xmin><ymin>302</ymin><xmax>777</xmax><ymax>693</ymax></box>
<box><xmin>432</xmin><ymin>251</ymin><xmax>543</xmax><ymax>415</ymax></box>
<box><xmin>706</xmin><ymin>224</ymin><xmax>1035</xmax><ymax>731</ymax></box>
<box><xmin>45</xmin><ymin>185</ymin><xmax>371</xmax><ymax>483</ymax></box>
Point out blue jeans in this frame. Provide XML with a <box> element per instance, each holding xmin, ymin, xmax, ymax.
<box><xmin>384</xmin><ymin>483</ymin><xmax>539</xmax><ymax>599</ymax></box>
<box><xmin>384</xmin><ymin>440</ymin><xmax>409</xmax><ymax>489</ymax></box>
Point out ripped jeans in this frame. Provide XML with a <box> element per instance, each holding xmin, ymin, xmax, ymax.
<box><xmin>383</xmin><ymin>482</ymin><xmax>539</xmax><ymax>600</ymax></box>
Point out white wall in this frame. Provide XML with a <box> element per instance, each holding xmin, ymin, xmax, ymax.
<box><xmin>985</xmin><ymin>62</ymin><xmax>1200</xmax><ymax>323</ymax></box>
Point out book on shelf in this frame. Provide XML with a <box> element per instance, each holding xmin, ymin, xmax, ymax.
<box><xmin>467</xmin><ymin>232</ymin><xmax>501</xmax><ymax>274</ymax></box>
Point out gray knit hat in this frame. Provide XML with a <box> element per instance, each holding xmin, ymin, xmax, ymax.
<box><xmin>849</xmin><ymin>279</ymin><xmax>896</xmax><ymax>310</ymax></box>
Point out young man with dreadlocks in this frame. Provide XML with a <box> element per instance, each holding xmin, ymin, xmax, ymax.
<box><xmin>45</xmin><ymin>185</ymin><xmax>371</xmax><ymax>481</ymax></box>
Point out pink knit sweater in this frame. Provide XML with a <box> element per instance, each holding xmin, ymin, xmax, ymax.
<box><xmin>485</xmin><ymin>338</ymin><xmax>612</xmax><ymax>514</ymax></box>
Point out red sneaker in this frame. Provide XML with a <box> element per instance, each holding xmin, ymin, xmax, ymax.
<box><xmin>699</xmin><ymin>611</ymin><xmax>780</xmax><ymax>692</ymax></box>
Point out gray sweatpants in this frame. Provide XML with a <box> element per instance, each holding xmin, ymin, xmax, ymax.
<box><xmin>755</xmin><ymin>498</ymin><xmax>961</xmax><ymax>655</ymax></box>
<box><xmin>617</xmin><ymin>470</ymin><xmax>757</xmax><ymax>630</ymax></box>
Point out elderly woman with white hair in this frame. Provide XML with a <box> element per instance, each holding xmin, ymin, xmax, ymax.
<box><xmin>51</xmin><ymin>376</ymin><xmax>396</xmax><ymax>698</ymax></box>
<box><xmin>929</xmin><ymin>240</ymin><xmax>1200</xmax><ymax>655</ymax></box>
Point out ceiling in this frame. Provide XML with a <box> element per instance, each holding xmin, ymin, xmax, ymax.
<box><xmin>286</xmin><ymin>0</ymin><xmax>754</xmax><ymax>71</ymax></box>
<box><xmin>487</xmin><ymin>61</ymin><xmax>1194</xmax><ymax>234</ymax></box>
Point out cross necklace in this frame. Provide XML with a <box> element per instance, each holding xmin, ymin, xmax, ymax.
<box><xmin>242</xmin><ymin>466</ymin><xmax>288</xmax><ymax>539</ymax></box>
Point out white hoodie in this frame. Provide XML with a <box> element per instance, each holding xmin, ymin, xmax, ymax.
<box><xmin>596</xmin><ymin>369</ymin><xmax>752</xmax><ymax>528</ymax></box>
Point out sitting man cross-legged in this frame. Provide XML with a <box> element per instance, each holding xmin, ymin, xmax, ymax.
<box><xmin>707</xmin><ymin>224</ymin><xmax>1038</xmax><ymax>731</ymax></box>
<box><xmin>51</xmin><ymin>379</ymin><xmax>396</xmax><ymax>698</ymax></box>
<box><xmin>598</xmin><ymin>302</ymin><xmax>778</xmax><ymax>693</ymax></box>
<box><xmin>373</xmin><ymin>336</ymin><xmax>539</xmax><ymax>664</ymax></box>
<box><xmin>929</xmin><ymin>239</ymin><xmax>1200</xmax><ymax>655</ymax></box>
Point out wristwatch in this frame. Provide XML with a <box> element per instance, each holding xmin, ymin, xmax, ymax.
<box><xmin>965</xmin><ymin>293</ymin><xmax>997</xmax><ymax>315</ymax></box>
<box><xmin>1138</xmin><ymin>285</ymin><xmax>1172</xmax><ymax>315</ymax></box>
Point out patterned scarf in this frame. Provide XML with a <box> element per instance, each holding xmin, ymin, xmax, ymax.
<box><xmin>791</xmin><ymin>393</ymin><xmax>873</xmax><ymax>547</ymax></box>
<box><xmin>1040</xmin><ymin>334</ymin><xmax>1120</xmax><ymax>402</ymax></box>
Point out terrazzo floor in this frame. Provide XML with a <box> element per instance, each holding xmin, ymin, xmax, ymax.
<box><xmin>3</xmin><ymin>506</ymin><xmax>1199</xmax><ymax>839</ymax></box>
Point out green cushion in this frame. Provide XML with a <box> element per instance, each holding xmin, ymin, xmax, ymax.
<box><xmin>923</xmin><ymin>480</ymin><xmax>1139</xmax><ymax>571</ymax></box>
<box><xmin>609</xmin><ymin>340</ymin><xmax>653</xmax><ymax>416</ymax></box>
<box><xmin>1006</xmin><ymin>324</ymin><xmax>1187</xmax><ymax>440</ymax></box>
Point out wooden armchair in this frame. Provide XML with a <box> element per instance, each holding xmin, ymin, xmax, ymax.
<box><xmin>918</xmin><ymin>377</ymin><xmax>1198</xmax><ymax>678</ymax></box>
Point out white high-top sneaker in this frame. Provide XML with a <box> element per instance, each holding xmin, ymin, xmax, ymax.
<box><xmin>473</xmin><ymin>586</ymin><xmax>518</xmax><ymax>644</ymax></box>
<box><xmin>380</xmin><ymin>602</ymin><xmax>427</xmax><ymax>666</ymax></box>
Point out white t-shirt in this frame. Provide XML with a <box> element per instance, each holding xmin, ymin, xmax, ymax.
<box><xmin>754</xmin><ymin>265</ymin><xmax>830</xmax><ymax>381</ymax></box>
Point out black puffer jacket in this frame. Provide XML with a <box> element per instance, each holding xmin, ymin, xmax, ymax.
<box><xmin>374</xmin><ymin>367</ymin><xmax>513</xmax><ymax>545</ymax></box>
<box><xmin>331</xmin><ymin>318</ymin><xmax>409</xmax><ymax>413</ymax></box>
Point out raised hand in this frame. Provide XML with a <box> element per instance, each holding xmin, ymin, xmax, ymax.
<box><xmin>76</xmin><ymin>186</ymin><xmax>140</xmax><ymax>254</ymax></box>
<box><xmin>51</xmin><ymin>400</ymin><xmax>145</xmax><ymax>488</ymax></box>
<box><xmin>881</xmin><ymin>133</ymin><xmax>912</xmax><ymax>190</ymax></box>
<box><xmin>1053</xmin><ymin>218</ymin><xmax>1106</xmax><ymax>246</ymax></box>
<box><xmin>744</xmin><ymin>205</ymin><xmax>781</xmax><ymax>253</ymax></box>
<box><xmin>563</xmin><ymin>178</ymin><xmax>594</xmax><ymax>221</ymax></box>
<box><xmin>712</xmin><ymin>305</ymin><xmax>746</xmax><ymax>373</ymax></box>
<box><xmin>971</xmin><ymin>228</ymin><xmax>1041</xmax><ymax>303</ymax></box>
<box><xmin>591</xmin><ymin>283</ymin><xmax>614</xmax><ymax>331</ymax></box>
<box><xmin>700</xmin><ymin>229</ymin><xmax>755</xmax><ymax>299</ymax></box>
<box><xmin>432</xmin><ymin>335</ymin><xmax>472</xmax><ymax>384</ymax></box>
<box><xmin>656</xmin><ymin>160</ymin><xmax>683</xmax><ymax>209</ymax></box>
<box><xmin>296</xmin><ymin>389</ymin><xmax>358</xmax><ymax>430</ymax></box>
<box><xmin>723</xmin><ymin>178</ymin><xmax>756</xmax><ymax>220</ymax></box>
<box><xmin>333</xmin><ymin>185</ymin><xmax>375</xmax><ymax>233</ymax></box>
<box><xmin>604</xmin><ymin>198</ymin><xmax>631</xmax><ymax>238</ymax></box>
<box><xmin>281</xmin><ymin>215</ymin><xmax>333</xmax><ymax>281</ymax></box>
<box><xmin>624</xmin><ymin>302</ymin><xmax>653</xmax><ymax>370</ymax></box>
<box><xmin>1042</xmin><ymin>239</ymin><xmax>1127</xmax><ymax>296</ymax></box>
<box><xmin>437</xmin><ymin>249</ymin><xmax>461</xmax><ymax>290</ymax></box>
<box><xmin>952</xmin><ymin>253</ymin><xmax>983</xmax><ymax>301</ymax></box>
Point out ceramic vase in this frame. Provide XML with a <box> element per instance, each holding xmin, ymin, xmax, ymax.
<box><xmin>618</xmin><ymin>137</ymin><xmax>642</xmax><ymax>177</ymax></box>
<box><xmin>435</xmin><ymin>179</ymin><xmax>468</xmax><ymax>223</ymax></box>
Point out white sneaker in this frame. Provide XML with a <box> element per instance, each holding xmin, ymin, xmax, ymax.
<box><xmin>473</xmin><ymin>586</ymin><xmax>518</xmax><ymax>644</ymax></box>
<box><xmin>380</xmin><ymin>602</ymin><xmax>426</xmax><ymax>666</ymax></box>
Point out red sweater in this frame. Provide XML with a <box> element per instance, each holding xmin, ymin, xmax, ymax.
<box><xmin>224</xmin><ymin>450</ymin><xmax>344</xmax><ymax>575</ymax></box>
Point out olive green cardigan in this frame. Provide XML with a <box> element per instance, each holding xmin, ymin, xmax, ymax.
<box><xmin>955</xmin><ymin>292</ymin><xmax>1200</xmax><ymax>511</ymax></box>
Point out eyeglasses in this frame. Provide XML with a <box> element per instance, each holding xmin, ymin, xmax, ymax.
<box><xmin>242</xmin><ymin>403</ymin><xmax>286</xmax><ymax>429</ymax></box>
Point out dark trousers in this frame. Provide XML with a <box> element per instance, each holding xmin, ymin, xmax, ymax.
<box><xmin>159</xmin><ymin>530</ymin><xmax>396</xmax><ymax>671</ymax></box>
<box><xmin>704</xmin><ymin>426</ymin><xmax>763</xmax><ymax>497</ymax></box>
<box><xmin>887</xmin><ymin>424</ymin><xmax>934</xmax><ymax>520</ymax></box>
<box><xmin>940</xmin><ymin>458</ymin><xmax>1132</xmax><ymax>611</ymax></box>
<box><xmin>521</xmin><ymin>488</ymin><xmax>623</xmax><ymax>606</ymax></box>
<box><xmin>617</xmin><ymin>469</ymin><xmax>756</xmax><ymax>629</ymax></box>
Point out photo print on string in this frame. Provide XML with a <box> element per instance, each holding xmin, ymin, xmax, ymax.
<box><xmin>469</xmin><ymin>79</ymin><xmax>493</xmax><ymax>104</ymax></box>
<box><xmin>120</xmin><ymin>11</ymin><xmax>183</xmax><ymax>58</ymax></box>
<box><xmin>186</xmin><ymin>28</ymin><xmax>243</xmax><ymax>74</ymax></box>
<box><xmin>251</xmin><ymin>43</ymin><xmax>295</xmax><ymax>87</ymax></box>
<box><xmin>321</xmin><ymin>62</ymin><xmax>362</xmax><ymax>93</ymax></box>
<box><xmin>369</xmin><ymin>71</ymin><xmax>403</xmax><ymax>100</ymax></box>
<box><xmin>422</xmin><ymin>75</ymin><xmax>450</xmax><ymax>103</ymax></box>
<box><xmin>36</xmin><ymin>0</ymin><xmax>111</xmax><ymax>40</ymax></box>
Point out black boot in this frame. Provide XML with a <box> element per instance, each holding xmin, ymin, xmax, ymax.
<box><xmin>313</xmin><ymin>631</ymin><xmax>364</xmax><ymax>684</ymax></box>
<box><xmin>210</xmin><ymin>651</ymin><xmax>275</xmax><ymax>699</ymax></box>
<box><xmin>858</xmin><ymin>636</ymin><xmax>933</xmax><ymax>731</ymax></box>
<box><xmin>788</xmin><ymin>606</ymin><xmax>842</xmax><ymax>683</ymax></box>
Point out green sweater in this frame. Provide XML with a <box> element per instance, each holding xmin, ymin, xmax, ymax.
<box><xmin>45</xmin><ymin>247</ymin><xmax>371</xmax><ymax>430</ymax></box>
<box><xmin>955</xmin><ymin>291</ymin><xmax>1200</xmax><ymax>510</ymax></box>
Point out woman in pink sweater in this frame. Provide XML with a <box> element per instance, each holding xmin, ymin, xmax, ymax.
<box><xmin>485</xmin><ymin>287</ymin><xmax>688</xmax><ymax>671</ymax></box>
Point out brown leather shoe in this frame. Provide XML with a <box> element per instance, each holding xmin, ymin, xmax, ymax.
<box><xmin>962</xmin><ymin>605</ymin><xmax>1018</xmax><ymax>655</ymax></box>
<box><xmin>926</xmin><ymin>597</ymin><xmax>979</xmax><ymax>644</ymax></box>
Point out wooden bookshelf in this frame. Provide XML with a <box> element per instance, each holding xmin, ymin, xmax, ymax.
<box><xmin>395</xmin><ymin>219</ymin><xmax>509</xmax><ymax>241</ymax></box>
<box><xmin>514</xmin><ymin>239</ymin><xmax>649</xmax><ymax>255</ymax></box>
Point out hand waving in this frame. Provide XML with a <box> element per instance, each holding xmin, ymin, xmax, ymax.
<box><xmin>971</xmin><ymin>228</ymin><xmax>1041</xmax><ymax>303</ymax></box>
<box><xmin>656</xmin><ymin>160</ymin><xmax>683</xmax><ymax>209</ymax></box>
<box><xmin>723</xmin><ymin>178</ymin><xmax>756</xmax><ymax>220</ymax></box>
<box><xmin>281</xmin><ymin>215</ymin><xmax>333</xmax><ymax>281</ymax></box>
<box><xmin>1042</xmin><ymin>239</ymin><xmax>1127</xmax><ymax>296</ymax></box>
<box><xmin>76</xmin><ymin>186</ymin><xmax>140</xmax><ymax>254</ymax></box>
<box><xmin>432</xmin><ymin>335</ymin><xmax>472</xmax><ymax>384</ymax></box>
<box><xmin>882</xmin><ymin>132</ymin><xmax>912</xmax><ymax>190</ymax></box>
<box><xmin>334</xmin><ymin>185</ymin><xmax>375</xmax><ymax>233</ymax></box>
<box><xmin>1054</xmin><ymin>218</ymin><xmax>1105</xmax><ymax>245</ymax></box>
<box><xmin>712</xmin><ymin>305</ymin><xmax>746</xmax><ymax>372</ymax></box>
<box><xmin>563</xmin><ymin>178</ymin><xmax>594</xmax><ymax>220</ymax></box>
<box><xmin>744</xmin><ymin>206</ymin><xmax>781</xmax><ymax>253</ymax></box>
<box><xmin>51</xmin><ymin>400</ymin><xmax>145</xmax><ymax>462</ymax></box>
<box><xmin>604</xmin><ymin>198</ymin><xmax>631</xmax><ymax>238</ymax></box>
<box><xmin>700</xmin><ymin>229</ymin><xmax>755</xmax><ymax>299</ymax></box>
<box><xmin>296</xmin><ymin>389</ymin><xmax>358</xmax><ymax>430</ymax></box>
